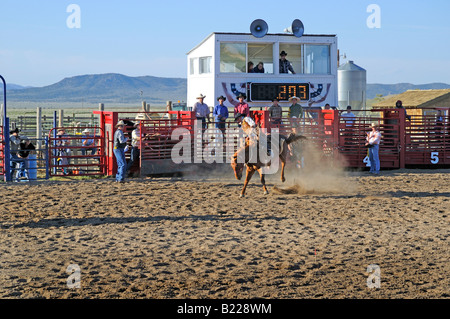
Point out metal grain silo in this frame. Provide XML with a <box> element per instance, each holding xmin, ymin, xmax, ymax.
<box><xmin>338</xmin><ymin>61</ymin><xmax>367</xmax><ymax>111</ymax></box>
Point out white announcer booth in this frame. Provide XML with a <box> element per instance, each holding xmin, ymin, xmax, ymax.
<box><xmin>187</xmin><ymin>31</ymin><xmax>338</xmax><ymax>110</ymax></box>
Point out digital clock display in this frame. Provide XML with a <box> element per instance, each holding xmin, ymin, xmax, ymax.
<box><xmin>249</xmin><ymin>83</ymin><xmax>310</xmax><ymax>102</ymax></box>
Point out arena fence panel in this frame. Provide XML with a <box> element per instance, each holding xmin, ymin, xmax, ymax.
<box><xmin>48</xmin><ymin>126</ymin><xmax>107</xmax><ymax>177</ymax></box>
<box><xmin>405</xmin><ymin>112</ymin><xmax>450</xmax><ymax>166</ymax></box>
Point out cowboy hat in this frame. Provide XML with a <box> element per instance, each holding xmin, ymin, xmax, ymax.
<box><xmin>371</xmin><ymin>122</ymin><xmax>379</xmax><ymax>128</ymax></box>
<box><xmin>237</xmin><ymin>93</ymin><xmax>246</xmax><ymax>99</ymax></box>
<box><xmin>197</xmin><ymin>94</ymin><xmax>206</xmax><ymax>99</ymax></box>
<box><xmin>289</xmin><ymin>96</ymin><xmax>299</xmax><ymax>102</ymax></box>
<box><xmin>82</xmin><ymin>128</ymin><xmax>91</xmax><ymax>134</ymax></box>
<box><xmin>116</xmin><ymin>120</ymin><xmax>126</xmax><ymax>127</ymax></box>
<box><xmin>272</xmin><ymin>97</ymin><xmax>280</xmax><ymax>102</ymax></box>
<box><xmin>217</xmin><ymin>95</ymin><xmax>227</xmax><ymax>101</ymax></box>
<box><xmin>10</xmin><ymin>128</ymin><xmax>20</xmax><ymax>134</ymax></box>
<box><xmin>280</xmin><ymin>51</ymin><xmax>288</xmax><ymax>56</ymax></box>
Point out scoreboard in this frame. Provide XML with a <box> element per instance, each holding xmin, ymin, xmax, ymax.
<box><xmin>249</xmin><ymin>83</ymin><xmax>310</xmax><ymax>102</ymax></box>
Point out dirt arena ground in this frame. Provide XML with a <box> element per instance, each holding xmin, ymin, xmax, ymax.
<box><xmin>0</xmin><ymin>167</ymin><xmax>448</xmax><ymax>299</ymax></box>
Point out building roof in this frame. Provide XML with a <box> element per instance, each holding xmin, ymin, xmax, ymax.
<box><xmin>372</xmin><ymin>89</ymin><xmax>450</xmax><ymax>109</ymax></box>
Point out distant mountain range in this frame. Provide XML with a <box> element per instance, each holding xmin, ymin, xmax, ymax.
<box><xmin>2</xmin><ymin>73</ymin><xmax>450</xmax><ymax>105</ymax></box>
<box><xmin>366</xmin><ymin>83</ymin><xmax>450</xmax><ymax>99</ymax></box>
<box><xmin>2</xmin><ymin>73</ymin><xmax>187</xmax><ymax>105</ymax></box>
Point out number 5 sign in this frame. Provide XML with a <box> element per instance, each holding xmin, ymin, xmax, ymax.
<box><xmin>431</xmin><ymin>152</ymin><xmax>439</xmax><ymax>164</ymax></box>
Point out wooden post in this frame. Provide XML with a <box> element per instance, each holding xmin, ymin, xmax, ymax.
<box><xmin>36</xmin><ymin>107</ymin><xmax>42</xmax><ymax>155</ymax></box>
<box><xmin>98</xmin><ymin>103</ymin><xmax>104</xmax><ymax>128</ymax></box>
<box><xmin>167</xmin><ymin>101</ymin><xmax>173</xmax><ymax>120</ymax></box>
<box><xmin>58</xmin><ymin>109</ymin><xmax>64</xmax><ymax>128</ymax></box>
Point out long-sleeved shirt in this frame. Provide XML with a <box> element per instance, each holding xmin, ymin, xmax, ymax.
<box><xmin>114</xmin><ymin>129</ymin><xmax>128</xmax><ymax>149</ymax></box>
<box><xmin>10</xmin><ymin>135</ymin><xmax>21</xmax><ymax>155</ymax></box>
<box><xmin>367</xmin><ymin>130</ymin><xmax>382</xmax><ymax>145</ymax></box>
<box><xmin>82</xmin><ymin>135</ymin><xmax>95</xmax><ymax>147</ymax></box>
<box><xmin>193</xmin><ymin>102</ymin><xmax>210</xmax><ymax>118</ymax></box>
<box><xmin>341</xmin><ymin>112</ymin><xmax>356</xmax><ymax>127</ymax></box>
<box><xmin>288</xmin><ymin>103</ymin><xmax>303</xmax><ymax>118</ymax></box>
<box><xmin>268</xmin><ymin>105</ymin><xmax>283</xmax><ymax>119</ymax></box>
<box><xmin>279</xmin><ymin>59</ymin><xmax>295</xmax><ymax>74</ymax></box>
<box><xmin>234</xmin><ymin>102</ymin><xmax>250</xmax><ymax>117</ymax></box>
<box><xmin>131</xmin><ymin>128</ymin><xmax>140</xmax><ymax>148</ymax></box>
<box><xmin>213</xmin><ymin>104</ymin><xmax>229</xmax><ymax>122</ymax></box>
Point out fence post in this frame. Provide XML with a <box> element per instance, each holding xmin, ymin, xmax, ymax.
<box><xmin>58</xmin><ymin>109</ymin><xmax>64</xmax><ymax>128</ymax></box>
<box><xmin>36</xmin><ymin>106</ymin><xmax>42</xmax><ymax>156</ymax></box>
<box><xmin>4</xmin><ymin>117</ymin><xmax>11</xmax><ymax>182</ymax></box>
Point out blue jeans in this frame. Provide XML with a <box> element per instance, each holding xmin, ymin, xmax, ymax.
<box><xmin>113</xmin><ymin>148</ymin><xmax>126</xmax><ymax>182</ymax></box>
<box><xmin>126</xmin><ymin>147</ymin><xmax>140</xmax><ymax>172</ymax></box>
<box><xmin>10</xmin><ymin>154</ymin><xmax>24</xmax><ymax>180</ymax></box>
<box><xmin>81</xmin><ymin>148</ymin><xmax>97</xmax><ymax>156</ymax></box>
<box><xmin>369</xmin><ymin>144</ymin><xmax>380</xmax><ymax>173</ymax></box>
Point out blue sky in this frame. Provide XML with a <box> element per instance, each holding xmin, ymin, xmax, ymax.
<box><xmin>1</xmin><ymin>0</ymin><xmax>449</xmax><ymax>86</ymax></box>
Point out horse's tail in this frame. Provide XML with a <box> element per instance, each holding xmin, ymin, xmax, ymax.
<box><xmin>285</xmin><ymin>133</ymin><xmax>308</xmax><ymax>145</ymax></box>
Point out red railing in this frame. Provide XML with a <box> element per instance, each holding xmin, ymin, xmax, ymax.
<box><xmin>48</xmin><ymin>126</ymin><xmax>107</xmax><ymax>177</ymax></box>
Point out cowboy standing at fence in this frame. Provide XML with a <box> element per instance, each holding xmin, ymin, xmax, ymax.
<box><xmin>193</xmin><ymin>94</ymin><xmax>210</xmax><ymax>130</ymax></box>
<box><xmin>113</xmin><ymin>120</ymin><xmax>128</xmax><ymax>183</ymax></box>
<box><xmin>9</xmin><ymin>128</ymin><xmax>23</xmax><ymax>181</ymax></box>
<box><xmin>366</xmin><ymin>123</ymin><xmax>382</xmax><ymax>175</ymax></box>
<box><xmin>213</xmin><ymin>95</ymin><xmax>229</xmax><ymax>134</ymax></box>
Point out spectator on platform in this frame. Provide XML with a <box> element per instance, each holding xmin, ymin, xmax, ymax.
<box><xmin>213</xmin><ymin>95</ymin><xmax>229</xmax><ymax>133</ymax></box>
<box><xmin>248</xmin><ymin>61</ymin><xmax>255</xmax><ymax>73</ymax></box>
<box><xmin>288</xmin><ymin>96</ymin><xmax>303</xmax><ymax>131</ymax></box>
<box><xmin>253</xmin><ymin>62</ymin><xmax>265</xmax><ymax>73</ymax></box>
<box><xmin>193</xmin><ymin>94</ymin><xmax>210</xmax><ymax>130</ymax></box>
<box><xmin>341</xmin><ymin>105</ymin><xmax>356</xmax><ymax>127</ymax></box>
<box><xmin>268</xmin><ymin>97</ymin><xmax>283</xmax><ymax>126</ymax></box>
<box><xmin>396</xmin><ymin>100</ymin><xmax>411</xmax><ymax>121</ymax></box>
<box><xmin>279</xmin><ymin>51</ymin><xmax>295</xmax><ymax>74</ymax></box>
<box><xmin>234</xmin><ymin>93</ymin><xmax>250</xmax><ymax>120</ymax></box>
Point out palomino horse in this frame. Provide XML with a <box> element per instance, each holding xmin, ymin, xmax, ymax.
<box><xmin>231</xmin><ymin>133</ymin><xmax>307</xmax><ymax>197</ymax></box>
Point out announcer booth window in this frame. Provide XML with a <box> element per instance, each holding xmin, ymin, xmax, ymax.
<box><xmin>220</xmin><ymin>43</ymin><xmax>246</xmax><ymax>73</ymax></box>
<box><xmin>248</xmin><ymin>43</ymin><xmax>274</xmax><ymax>74</ymax></box>
<box><xmin>279</xmin><ymin>43</ymin><xmax>302</xmax><ymax>74</ymax></box>
<box><xmin>199</xmin><ymin>56</ymin><xmax>212</xmax><ymax>74</ymax></box>
<box><xmin>189</xmin><ymin>58</ymin><xmax>197</xmax><ymax>75</ymax></box>
<box><xmin>304</xmin><ymin>45</ymin><xmax>331</xmax><ymax>74</ymax></box>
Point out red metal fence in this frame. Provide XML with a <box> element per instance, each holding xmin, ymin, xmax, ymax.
<box><xmin>48</xmin><ymin>126</ymin><xmax>108</xmax><ymax>177</ymax></box>
<box><xmin>94</xmin><ymin>108</ymin><xmax>450</xmax><ymax>177</ymax></box>
<box><xmin>405</xmin><ymin>113</ymin><xmax>450</xmax><ymax>166</ymax></box>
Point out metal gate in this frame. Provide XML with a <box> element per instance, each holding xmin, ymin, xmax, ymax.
<box><xmin>405</xmin><ymin>112</ymin><xmax>450</xmax><ymax>166</ymax></box>
<box><xmin>48</xmin><ymin>126</ymin><xmax>107</xmax><ymax>177</ymax></box>
<box><xmin>337</xmin><ymin>109</ymin><xmax>405</xmax><ymax>169</ymax></box>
